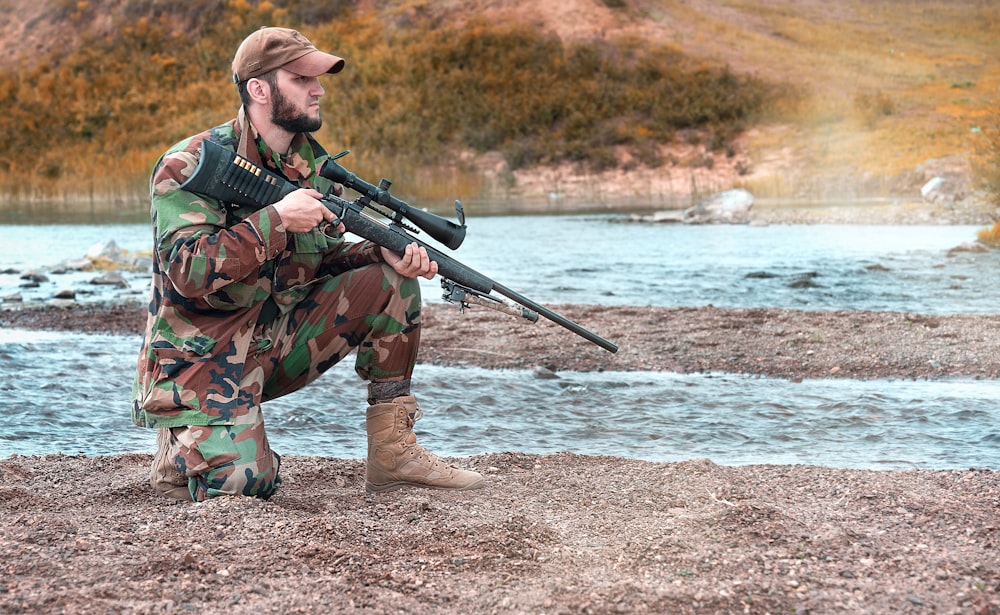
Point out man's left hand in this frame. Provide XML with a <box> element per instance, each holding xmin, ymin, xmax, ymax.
<box><xmin>381</xmin><ymin>242</ymin><xmax>439</xmax><ymax>280</ymax></box>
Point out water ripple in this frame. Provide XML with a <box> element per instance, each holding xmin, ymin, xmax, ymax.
<box><xmin>4</xmin><ymin>220</ymin><xmax>1000</xmax><ymax>313</ymax></box>
<box><xmin>5</xmin><ymin>329</ymin><xmax>996</xmax><ymax>469</ymax></box>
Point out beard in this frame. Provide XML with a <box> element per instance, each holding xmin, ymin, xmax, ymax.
<box><xmin>270</xmin><ymin>87</ymin><xmax>322</xmax><ymax>133</ymax></box>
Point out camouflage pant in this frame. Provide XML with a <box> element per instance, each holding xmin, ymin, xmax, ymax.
<box><xmin>161</xmin><ymin>263</ymin><xmax>422</xmax><ymax>501</ymax></box>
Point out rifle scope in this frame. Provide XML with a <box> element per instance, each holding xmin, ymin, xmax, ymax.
<box><xmin>320</xmin><ymin>153</ymin><xmax>467</xmax><ymax>250</ymax></box>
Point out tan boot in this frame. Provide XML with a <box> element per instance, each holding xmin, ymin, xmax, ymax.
<box><xmin>150</xmin><ymin>428</ymin><xmax>192</xmax><ymax>501</ymax></box>
<box><xmin>365</xmin><ymin>395</ymin><xmax>484</xmax><ymax>493</ymax></box>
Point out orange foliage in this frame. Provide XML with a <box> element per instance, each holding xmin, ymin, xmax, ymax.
<box><xmin>0</xmin><ymin>1</ymin><xmax>777</xmax><ymax>203</ymax></box>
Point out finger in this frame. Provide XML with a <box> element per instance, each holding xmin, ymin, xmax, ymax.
<box><xmin>402</xmin><ymin>243</ymin><xmax>419</xmax><ymax>268</ymax></box>
<box><xmin>415</xmin><ymin>246</ymin><xmax>430</xmax><ymax>269</ymax></box>
<box><xmin>423</xmin><ymin>261</ymin><xmax>439</xmax><ymax>280</ymax></box>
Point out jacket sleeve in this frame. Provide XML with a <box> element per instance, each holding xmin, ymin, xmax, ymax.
<box><xmin>318</xmin><ymin>236</ymin><xmax>386</xmax><ymax>277</ymax></box>
<box><xmin>150</xmin><ymin>139</ymin><xmax>289</xmax><ymax>299</ymax></box>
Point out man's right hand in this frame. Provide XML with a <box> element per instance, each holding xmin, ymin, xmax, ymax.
<box><xmin>272</xmin><ymin>188</ymin><xmax>341</xmax><ymax>233</ymax></box>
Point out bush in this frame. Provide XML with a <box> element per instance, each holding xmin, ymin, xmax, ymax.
<box><xmin>0</xmin><ymin>1</ymin><xmax>782</xmax><ymax>200</ymax></box>
<box><xmin>972</xmin><ymin>103</ymin><xmax>1000</xmax><ymax>210</ymax></box>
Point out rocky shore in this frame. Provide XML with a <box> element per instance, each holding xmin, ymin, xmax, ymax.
<box><xmin>1</xmin><ymin>300</ymin><xmax>999</xmax><ymax>614</ymax></box>
<box><xmin>7</xmin><ymin>301</ymin><xmax>1000</xmax><ymax>380</ymax></box>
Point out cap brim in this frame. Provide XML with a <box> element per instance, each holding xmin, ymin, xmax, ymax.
<box><xmin>284</xmin><ymin>50</ymin><xmax>345</xmax><ymax>77</ymax></box>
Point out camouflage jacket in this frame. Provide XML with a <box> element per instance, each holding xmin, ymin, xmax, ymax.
<box><xmin>132</xmin><ymin>109</ymin><xmax>384</xmax><ymax>428</ymax></box>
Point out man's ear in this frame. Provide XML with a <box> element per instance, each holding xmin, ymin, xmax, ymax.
<box><xmin>246</xmin><ymin>78</ymin><xmax>270</xmax><ymax>105</ymax></box>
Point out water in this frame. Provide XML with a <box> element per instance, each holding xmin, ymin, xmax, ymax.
<box><xmin>1</xmin><ymin>219</ymin><xmax>998</xmax><ymax>313</ymax></box>
<box><xmin>2</xmin><ymin>217</ymin><xmax>999</xmax><ymax>468</ymax></box>
<box><xmin>1</xmin><ymin>329</ymin><xmax>996</xmax><ymax>470</ymax></box>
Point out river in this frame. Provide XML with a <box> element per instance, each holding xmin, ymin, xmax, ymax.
<box><xmin>1</xmin><ymin>216</ymin><xmax>998</xmax><ymax>469</ymax></box>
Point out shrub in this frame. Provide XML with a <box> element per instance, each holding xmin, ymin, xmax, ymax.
<box><xmin>972</xmin><ymin>103</ymin><xmax>1000</xmax><ymax>210</ymax></box>
<box><xmin>0</xmin><ymin>1</ymin><xmax>782</xmax><ymax>202</ymax></box>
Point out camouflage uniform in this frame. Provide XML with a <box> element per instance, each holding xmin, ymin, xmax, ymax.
<box><xmin>132</xmin><ymin>107</ymin><xmax>422</xmax><ymax>501</ymax></box>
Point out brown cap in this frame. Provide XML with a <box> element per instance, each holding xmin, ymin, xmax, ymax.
<box><xmin>232</xmin><ymin>27</ymin><xmax>345</xmax><ymax>83</ymax></box>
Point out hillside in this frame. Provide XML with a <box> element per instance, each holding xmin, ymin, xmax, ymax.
<box><xmin>445</xmin><ymin>0</ymin><xmax>1000</xmax><ymax>208</ymax></box>
<box><xmin>1</xmin><ymin>0</ymin><xmax>998</xmax><ymax>211</ymax></box>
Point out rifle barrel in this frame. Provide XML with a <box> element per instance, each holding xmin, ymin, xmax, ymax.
<box><xmin>492</xmin><ymin>282</ymin><xmax>619</xmax><ymax>353</ymax></box>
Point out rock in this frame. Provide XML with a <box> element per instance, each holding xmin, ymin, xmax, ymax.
<box><xmin>63</xmin><ymin>258</ymin><xmax>93</xmax><ymax>271</ymax></box>
<box><xmin>626</xmin><ymin>210</ymin><xmax>685</xmax><ymax>224</ymax></box>
<box><xmin>788</xmin><ymin>272</ymin><xmax>823</xmax><ymax>289</ymax></box>
<box><xmin>86</xmin><ymin>239</ymin><xmax>125</xmax><ymax>262</ymax></box>
<box><xmin>131</xmin><ymin>255</ymin><xmax>154</xmax><ymax>272</ymax></box>
<box><xmin>54</xmin><ymin>289</ymin><xmax>77</xmax><ymax>300</ymax></box>
<box><xmin>626</xmin><ymin>189</ymin><xmax>755</xmax><ymax>225</ymax></box>
<box><xmin>20</xmin><ymin>271</ymin><xmax>48</xmax><ymax>283</ymax></box>
<box><xmin>532</xmin><ymin>366</ymin><xmax>560</xmax><ymax>379</ymax></box>
<box><xmin>920</xmin><ymin>176</ymin><xmax>964</xmax><ymax>205</ymax></box>
<box><xmin>685</xmin><ymin>189</ymin><xmax>754</xmax><ymax>224</ymax></box>
<box><xmin>90</xmin><ymin>272</ymin><xmax>129</xmax><ymax>287</ymax></box>
<box><xmin>947</xmin><ymin>241</ymin><xmax>988</xmax><ymax>255</ymax></box>
<box><xmin>650</xmin><ymin>210</ymin><xmax>687</xmax><ymax>223</ymax></box>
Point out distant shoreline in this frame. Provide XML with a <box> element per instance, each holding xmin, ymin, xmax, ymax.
<box><xmin>0</xmin><ymin>195</ymin><xmax>993</xmax><ymax>227</ymax></box>
<box><xmin>0</xmin><ymin>187</ymin><xmax>996</xmax><ymax>226</ymax></box>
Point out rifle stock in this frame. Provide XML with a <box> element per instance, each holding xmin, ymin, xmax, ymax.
<box><xmin>180</xmin><ymin>140</ymin><xmax>619</xmax><ymax>354</ymax></box>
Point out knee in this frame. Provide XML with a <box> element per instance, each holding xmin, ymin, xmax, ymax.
<box><xmin>191</xmin><ymin>451</ymin><xmax>282</xmax><ymax>501</ymax></box>
<box><xmin>379</xmin><ymin>264</ymin><xmax>422</xmax><ymax>300</ymax></box>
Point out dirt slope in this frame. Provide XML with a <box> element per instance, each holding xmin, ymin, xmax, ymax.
<box><xmin>2</xmin><ymin>0</ymin><xmax>997</xmax><ymax>203</ymax></box>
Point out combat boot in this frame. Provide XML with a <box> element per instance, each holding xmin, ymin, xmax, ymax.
<box><xmin>150</xmin><ymin>428</ymin><xmax>192</xmax><ymax>501</ymax></box>
<box><xmin>365</xmin><ymin>395</ymin><xmax>484</xmax><ymax>493</ymax></box>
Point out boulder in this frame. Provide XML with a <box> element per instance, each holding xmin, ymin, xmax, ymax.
<box><xmin>920</xmin><ymin>176</ymin><xmax>964</xmax><ymax>205</ymax></box>
<box><xmin>90</xmin><ymin>271</ymin><xmax>129</xmax><ymax>287</ymax></box>
<box><xmin>946</xmin><ymin>241</ymin><xmax>988</xmax><ymax>256</ymax></box>
<box><xmin>684</xmin><ymin>189</ymin><xmax>754</xmax><ymax>224</ymax></box>
<box><xmin>627</xmin><ymin>189</ymin><xmax>755</xmax><ymax>225</ymax></box>
<box><xmin>86</xmin><ymin>239</ymin><xmax>125</xmax><ymax>261</ymax></box>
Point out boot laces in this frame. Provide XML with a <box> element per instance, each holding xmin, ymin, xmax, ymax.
<box><xmin>406</xmin><ymin>403</ymin><xmax>424</xmax><ymax>428</ymax></box>
<box><xmin>405</xmin><ymin>403</ymin><xmax>446</xmax><ymax>469</ymax></box>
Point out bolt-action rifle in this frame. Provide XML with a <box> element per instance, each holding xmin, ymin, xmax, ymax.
<box><xmin>180</xmin><ymin>140</ymin><xmax>618</xmax><ymax>353</ymax></box>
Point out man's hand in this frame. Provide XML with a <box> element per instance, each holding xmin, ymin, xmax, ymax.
<box><xmin>381</xmin><ymin>242</ymin><xmax>439</xmax><ymax>280</ymax></box>
<box><xmin>272</xmin><ymin>189</ymin><xmax>345</xmax><ymax>234</ymax></box>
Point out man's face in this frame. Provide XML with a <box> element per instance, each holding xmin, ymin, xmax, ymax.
<box><xmin>269</xmin><ymin>69</ymin><xmax>324</xmax><ymax>134</ymax></box>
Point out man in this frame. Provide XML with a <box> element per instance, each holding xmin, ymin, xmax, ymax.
<box><xmin>132</xmin><ymin>26</ymin><xmax>484</xmax><ymax>501</ymax></box>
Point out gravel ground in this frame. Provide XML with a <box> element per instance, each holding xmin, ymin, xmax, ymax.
<box><xmin>0</xmin><ymin>452</ymin><xmax>997</xmax><ymax>614</ymax></box>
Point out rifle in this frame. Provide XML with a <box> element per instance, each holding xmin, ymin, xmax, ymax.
<box><xmin>180</xmin><ymin>140</ymin><xmax>618</xmax><ymax>353</ymax></box>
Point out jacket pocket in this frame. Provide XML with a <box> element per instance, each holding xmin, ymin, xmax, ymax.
<box><xmin>143</xmin><ymin>329</ymin><xmax>219</xmax><ymax>411</ymax></box>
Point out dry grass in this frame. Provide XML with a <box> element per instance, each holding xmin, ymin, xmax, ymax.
<box><xmin>676</xmin><ymin>0</ymin><xmax>1000</xmax><ymax>185</ymax></box>
<box><xmin>0</xmin><ymin>0</ymin><xmax>997</xmax><ymax>206</ymax></box>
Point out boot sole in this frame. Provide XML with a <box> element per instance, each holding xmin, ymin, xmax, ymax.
<box><xmin>365</xmin><ymin>477</ymin><xmax>486</xmax><ymax>494</ymax></box>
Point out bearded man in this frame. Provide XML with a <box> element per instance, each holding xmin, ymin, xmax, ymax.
<box><xmin>131</xmin><ymin>27</ymin><xmax>484</xmax><ymax>501</ymax></box>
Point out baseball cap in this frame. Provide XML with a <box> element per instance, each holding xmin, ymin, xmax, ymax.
<box><xmin>232</xmin><ymin>27</ymin><xmax>345</xmax><ymax>83</ymax></box>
